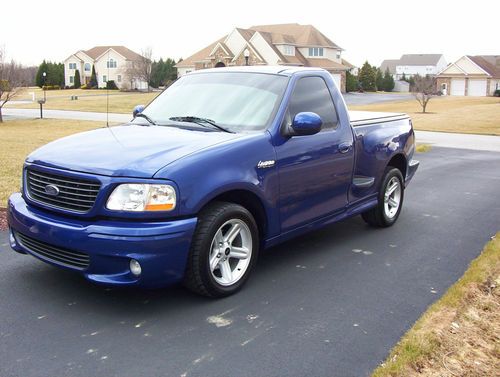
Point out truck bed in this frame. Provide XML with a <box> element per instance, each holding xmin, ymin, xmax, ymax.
<box><xmin>349</xmin><ymin>110</ymin><xmax>409</xmax><ymax>127</ymax></box>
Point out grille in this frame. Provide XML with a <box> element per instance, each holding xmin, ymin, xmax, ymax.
<box><xmin>26</xmin><ymin>169</ymin><xmax>101</xmax><ymax>213</ymax></box>
<box><xmin>15</xmin><ymin>231</ymin><xmax>90</xmax><ymax>270</ymax></box>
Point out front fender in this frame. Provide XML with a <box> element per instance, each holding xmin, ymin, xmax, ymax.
<box><xmin>154</xmin><ymin>132</ymin><xmax>281</xmax><ymax>239</ymax></box>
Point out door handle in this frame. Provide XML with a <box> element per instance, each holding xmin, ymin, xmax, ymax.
<box><xmin>338</xmin><ymin>142</ymin><xmax>352</xmax><ymax>154</ymax></box>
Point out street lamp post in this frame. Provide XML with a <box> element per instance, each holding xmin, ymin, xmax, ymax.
<box><xmin>244</xmin><ymin>49</ymin><xmax>250</xmax><ymax>66</ymax></box>
<box><xmin>42</xmin><ymin>72</ymin><xmax>47</xmax><ymax>101</ymax></box>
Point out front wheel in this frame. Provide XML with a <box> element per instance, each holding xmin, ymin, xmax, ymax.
<box><xmin>362</xmin><ymin>168</ymin><xmax>404</xmax><ymax>227</ymax></box>
<box><xmin>183</xmin><ymin>202</ymin><xmax>259</xmax><ymax>297</ymax></box>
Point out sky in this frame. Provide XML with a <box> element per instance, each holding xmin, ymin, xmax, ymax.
<box><xmin>2</xmin><ymin>0</ymin><xmax>498</xmax><ymax>68</ymax></box>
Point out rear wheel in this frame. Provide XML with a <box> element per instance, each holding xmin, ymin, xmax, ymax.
<box><xmin>183</xmin><ymin>202</ymin><xmax>259</xmax><ymax>297</ymax></box>
<box><xmin>362</xmin><ymin>168</ymin><xmax>404</xmax><ymax>227</ymax></box>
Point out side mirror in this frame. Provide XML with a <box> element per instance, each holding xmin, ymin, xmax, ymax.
<box><xmin>132</xmin><ymin>105</ymin><xmax>145</xmax><ymax>118</ymax></box>
<box><xmin>289</xmin><ymin>112</ymin><xmax>322</xmax><ymax>136</ymax></box>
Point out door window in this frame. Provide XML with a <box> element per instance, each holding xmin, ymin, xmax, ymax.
<box><xmin>288</xmin><ymin>76</ymin><xmax>338</xmax><ymax>130</ymax></box>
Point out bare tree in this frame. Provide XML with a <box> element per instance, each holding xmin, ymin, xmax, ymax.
<box><xmin>0</xmin><ymin>47</ymin><xmax>25</xmax><ymax>122</ymax></box>
<box><xmin>412</xmin><ymin>74</ymin><xmax>438</xmax><ymax>113</ymax></box>
<box><xmin>126</xmin><ymin>47</ymin><xmax>152</xmax><ymax>92</ymax></box>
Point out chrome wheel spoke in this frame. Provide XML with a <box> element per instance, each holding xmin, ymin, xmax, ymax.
<box><xmin>225</xmin><ymin>223</ymin><xmax>241</xmax><ymax>244</ymax></box>
<box><xmin>229</xmin><ymin>246</ymin><xmax>249</xmax><ymax>260</ymax></box>
<box><xmin>387</xmin><ymin>182</ymin><xmax>398</xmax><ymax>196</ymax></box>
<box><xmin>219</xmin><ymin>260</ymin><xmax>233</xmax><ymax>282</ymax></box>
<box><xmin>210</xmin><ymin>251</ymin><xmax>220</xmax><ymax>271</ymax></box>
<box><xmin>388</xmin><ymin>198</ymin><xmax>398</xmax><ymax>208</ymax></box>
<box><xmin>214</xmin><ymin>229</ymin><xmax>224</xmax><ymax>246</ymax></box>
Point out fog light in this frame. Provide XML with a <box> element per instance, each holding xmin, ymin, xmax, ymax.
<box><xmin>9</xmin><ymin>229</ymin><xmax>17</xmax><ymax>248</ymax></box>
<box><xmin>130</xmin><ymin>259</ymin><xmax>142</xmax><ymax>277</ymax></box>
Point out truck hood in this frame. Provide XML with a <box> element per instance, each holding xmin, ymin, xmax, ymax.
<box><xmin>27</xmin><ymin>124</ymin><xmax>240</xmax><ymax>178</ymax></box>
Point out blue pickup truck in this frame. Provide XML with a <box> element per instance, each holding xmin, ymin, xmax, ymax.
<box><xmin>7</xmin><ymin>66</ymin><xmax>419</xmax><ymax>297</ymax></box>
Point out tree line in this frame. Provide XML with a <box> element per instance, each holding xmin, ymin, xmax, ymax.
<box><xmin>346</xmin><ymin>61</ymin><xmax>395</xmax><ymax>92</ymax></box>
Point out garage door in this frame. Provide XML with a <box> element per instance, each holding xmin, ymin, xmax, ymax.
<box><xmin>450</xmin><ymin>79</ymin><xmax>465</xmax><ymax>96</ymax></box>
<box><xmin>468</xmin><ymin>79</ymin><xmax>487</xmax><ymax>96</ymax></box>
<box><xmin>330</xmin><ymin>74</ymin><xmax>341</xmax><ymax>90</ymax></box>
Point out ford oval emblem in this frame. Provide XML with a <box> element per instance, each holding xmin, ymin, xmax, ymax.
<box><xmin>44</xmin><ymin>184</ymin><xmax>60</xmax><ymax>197</ymax></box>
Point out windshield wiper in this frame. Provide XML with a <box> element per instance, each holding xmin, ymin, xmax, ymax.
<box><xmin>169</xmin><ymin>116</ymin><xmax>233</xmax><ymax>133</ymax></box>
<box><xmin>134</xmin><ymin>113</ymin><xmax>158</xmax><ymax>126</ymax></box>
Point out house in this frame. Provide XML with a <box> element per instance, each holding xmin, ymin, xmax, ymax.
<box><xmin>175</xmin><ymin>23</ymin><xmax>353</xmax><ymax>92</ymax></box>
<box><xmin>436</xmin><ymin>55</ymin><xmax>500</xmax><ymax>96</ymax></box>
<box><xmin>380</xmin><ymin>54</ymin><xmax>448</xmax><ymax>80</ymax></box>
<box><xmin>64</xmin><ymin>46</ymin><xmax>148</xmax><ymax>90</ymax></box>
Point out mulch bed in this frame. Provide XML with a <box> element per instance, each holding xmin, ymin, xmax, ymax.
<box><xmin>0</xmin><ymin>208</ymin><xmax>8</xmax><ymax>231</ymax></box>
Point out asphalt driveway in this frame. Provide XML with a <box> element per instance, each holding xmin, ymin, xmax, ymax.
<box><xmin>1</xmin><ymin>147</ymin><xmax>499</xmax><ymax>377</ymax></box>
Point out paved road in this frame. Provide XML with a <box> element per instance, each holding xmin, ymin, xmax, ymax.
<box><xmin>344</xmin><ymin>92</ymin><xmax>413</xmax><ymax>105</ymax></box>
<box><xmin>2</xmin><ymin>108</ymin><xmax>131</xmax><ymax>123</ymax></box>
<box><xmin>1</xmin><ymin>147</ymin><xmax>499</xmax><ymax>377</ymax></box>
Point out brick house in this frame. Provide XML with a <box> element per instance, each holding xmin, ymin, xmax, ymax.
<box><xmin>64</xmin><ymin>46</ymin><xmax>148</xmax><ymax>90</ymax></box>
<box><xmin>175</xmin><ymin>24</ymin><xmax>352</xmax><ymax>92</ymax></box>
<box><xmin>436</xmin><ymin>55</ymin><xmax>500</xmax><ymax>96</ymax></box>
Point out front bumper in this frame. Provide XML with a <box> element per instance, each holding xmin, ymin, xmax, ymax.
<box><xmin>7</xmin><ymin>193</ymin><xmax>197</xmax><ymax>287</ymax></box>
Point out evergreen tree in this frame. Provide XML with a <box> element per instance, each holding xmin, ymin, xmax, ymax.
<box><xmin>382</xmin><ymin>69</ymin><xmax>395</xmax><ymax>92</ymax></box>
<box><xmin>89</xmin><ymin>65</ymin><xmax>97</xmax><ymax>88</ymax></box>
<box><xmin>375</xmin><ymin>68</ymin><xmax>384</xmax><ymax>91</ymax></box>
<box><xmin>358</xmin><ymin>61</ymin><xmax>377</xmax><ymax>91</ymax></box>
<box><xmin>35</xmin><ymin>60</ymin><xmax>49</xmax><ymax>87</ymax></box>
<box><xmin>74</xmin><ymin>69</ymin><xmax>81</xmax><ymax>88</ymax></box>
<box><xmin>345</xmin><ymin>71</ymin><xmax>358</xmax><ymax>92</ymax></box>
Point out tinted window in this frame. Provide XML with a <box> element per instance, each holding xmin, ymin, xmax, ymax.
<box><xmin>288</xmin><ymin>76</ymin><xmax>338</xmax><ymax>130</ymax></box>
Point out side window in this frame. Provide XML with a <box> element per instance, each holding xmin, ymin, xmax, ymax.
<box><xmin>288</xmin><ymin>76</ymin><xmax>338</xmax><ymax>130</ymax></box>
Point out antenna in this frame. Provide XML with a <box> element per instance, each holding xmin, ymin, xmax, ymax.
<box><xmin>106</xmin><ymin>49</ymin><xmax>110</xmax><ymax>127</ymax></box>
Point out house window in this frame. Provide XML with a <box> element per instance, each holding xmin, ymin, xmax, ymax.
<box><xmin>107</xmin><ymin>59</ymin><xmax>117</xmax><ymax>68</ymax></box>
<box><xmin>69</xmin><ymin>76</ymin><xmax>74</xmax><ymax>84</ymax></box>
<box><xmin>308</xmin><ymin>47</ymin><xmax>324</xmax><ymax>57</ymax></box>
<box><xmin>103</xmin><ymin>75</ymin><xmax>107</xmax><ymax>83</ymax></box>
<box><xmin>84</xmin><ymin>63</ymin><xmax>91</xmax><ymax>72</ymax></box>
<box><xmin>117</xmin><ymin>75</ymin><xmax>122</xmax><ymax>83</ymax></box>
<box><xmin>336</xmin><ymin>51</ymin><xmax>341</xmax><ymax>59</ymax></box>
<box><xmin>283</xmin><ymin>45</ymin><xmax>295</xmax><ymax>56</ymax></box>
<box><xmin>68</xmin><ymin>63</ymin><xmax>77</xmax><ymax>70</ymax></box>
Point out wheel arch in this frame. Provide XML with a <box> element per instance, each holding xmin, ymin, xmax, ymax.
<box><xmin>387</xmin><ymin>153</ymin><xmax>407</xmax><ymax>179</ymax></box>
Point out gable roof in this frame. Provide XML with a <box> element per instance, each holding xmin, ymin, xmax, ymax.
<box><xmin>398</xmin><ymin>54</ymin><xmax>443</xmax><ymax>66</ymax></box>
<box><xmin>176</xmin><ymin>37</ymin><xmax>226</xmax><ymax>68</ymax></box>
<box><xmin>380</xmin><ymin>59</ymin><xmax>399</xmax><ymax>74</ymax></box>
<box><xmin>84</xmin><ymin>46</ymin><xmax>143</xmax><ymax>61</ymax></box>
<box><xmin>250</xmin><ymin>23</ymin><xmax>342</xmax><ymax>49</ymax></box>
<box><xmin>468</xmin><ymin>55</ymin><xmax>500</xmax><ymax>78</ymax></box>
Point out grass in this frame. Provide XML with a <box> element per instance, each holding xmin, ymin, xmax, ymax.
<box><xmin>350</xmin><ymin>96</ymin><xmax>500</xmax><ymax>136</ymax></box>
<box><xmin>372</xmin><ymin>232</ymin><xmax>500</xmax><ymax>377</ymax></box>
<box><xmin>0</xmin><ymin>118</ymin><xmax>104</xmax><ymax>205</ymax></box>
<box><xmin>416</xmin><ymin>144</ymin><xmax>432</xmax><ymax>153</ymax></box>
<box><xmin>6</xmin><ymin>87</ymin><xmax>159</xmax><ymax>114</ymax></box>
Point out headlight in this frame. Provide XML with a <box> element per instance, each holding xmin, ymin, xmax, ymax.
<box><xmin>106</xmin><ymin>184</ymin><xmax>176</xmax><ymax>212</ymax></box>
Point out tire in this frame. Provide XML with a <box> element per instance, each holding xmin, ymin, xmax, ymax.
<box><xmin>362</xmin><ymin>167</ymin><xmax>404</xmax><ymax>227</ymax></box>
<box><xmin>183</xmin><ymin>202</ymin><xmax>259</xmax><ymax>298</ymax></box>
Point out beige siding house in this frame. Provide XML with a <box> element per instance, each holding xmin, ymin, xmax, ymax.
<box><xmin>437</xmin><ymin>55</ymin><xmax>500</xmax><ymax>96</ymax></box>
<box><xmin>175</xmin><ymin>24</ymin><xmax>353</xmax><ymax>92</ymax></box>
<box><xmin>64</xmin><ymin>46</ymin><xmax>148</xmax><ymax>90</ymax></box>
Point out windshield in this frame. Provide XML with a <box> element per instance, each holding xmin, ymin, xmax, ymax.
<box><xmin>139</xmin><ymin>72</ymin><xmax>289</xmax><ymax>132</ymax></box>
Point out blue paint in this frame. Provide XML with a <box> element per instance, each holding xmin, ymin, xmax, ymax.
<box><xmin>7</xmin><ymin>67</ymin><xmax>418</xmax><ymax>288</ymax></box>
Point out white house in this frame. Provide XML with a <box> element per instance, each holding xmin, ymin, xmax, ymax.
<box><xmin>437</xmin><ymin>55</ymin><xmax>500</xmax><ymax>96</ymax></box>
<box><xmin>381</xmin><ymin>54</ymin><xmax>448</xmax><ymax>80</ymax></box>
<box><xmin>175</xmin><ymin>24</ymin><xmax>353</xmax><ymax>92</ymax></box>
<box><xmin>64</xmin><ymin>46</ymin><xmax>148</xmax><ymax>90</ymax></box>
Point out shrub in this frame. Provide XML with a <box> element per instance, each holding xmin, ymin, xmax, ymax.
<box><xmin>106</xmin><ymin>80</ymin><xmax>118</xmax><ymax>90</ymax></box>
<box><xmin>346</xmin><ymin>71</ymin><xmax>358</xmax><ymax>92</ymax></box>
<box><xmin>80</xmin><ymin>84</ymin><xmax>88</xmax><ymax>89</ymax></box>
<box><xmin>494</xmin><ymin>89</ymin><xmax>500</xmax><ymax>97</ymax></box>
<box><xmin>74</xmin><ymin>70</ymin><xmax>81</xmax><ymax>89</ymax></box>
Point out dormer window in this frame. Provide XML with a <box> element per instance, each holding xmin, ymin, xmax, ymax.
<box><xmin>308</xmin><ymin>47</ymin><xmax>324</xmax><ymax>57</ymax></box>
<box><xmin>107</xmin><ymin>59</ymin><xmax>117</xmax><ymax>68</ymax></box>
<box><xmin>336</xmin><ymin>51</ymin><xmax>341</xmax><ymax>59</ymax></box>
<box><xmin>283</xmin><ymin>45</ymin><xmax>295</xmax><ymax>56</ymax></box>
